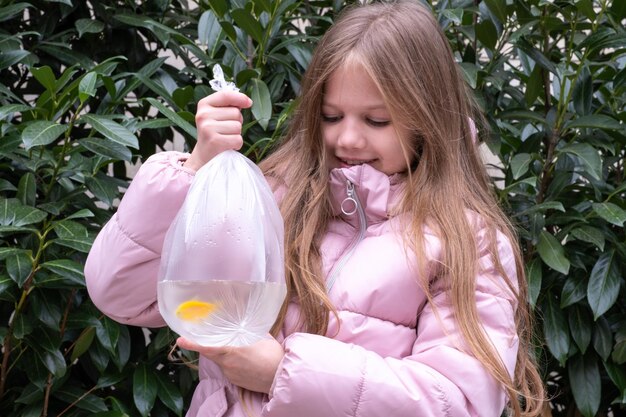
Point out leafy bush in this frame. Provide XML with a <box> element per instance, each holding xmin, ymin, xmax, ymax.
<box><xmin>0</xmin><ymin>0</ymin><xmax>624</xmax><ymax>416</ymax></box>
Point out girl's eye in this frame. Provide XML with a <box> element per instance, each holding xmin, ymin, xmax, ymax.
<box><xmin>322</xmin><ymin>114</ymin><xmax>341</xmax><ymax>123</ymax></box>
<box><xmin>367</xmin><ymin>119</ymin><xmax>390</xmax><ymax>127</ymax></box>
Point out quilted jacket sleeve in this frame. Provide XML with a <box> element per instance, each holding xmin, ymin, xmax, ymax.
<box><xmin>85</xmin><ymin>151</ymin><xmax>194</xmax><ymax>327</ymax></box>
<box><xmin>262</xmin><ymin>228</ymin><xmax>519</xmax><ymax>417</ymax></box>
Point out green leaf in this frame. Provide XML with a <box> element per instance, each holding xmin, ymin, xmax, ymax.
<box><xmin>71</xmin><ymin>327</ymin><xmax>95</xmax><ymax>362</ymax></box>
<box><xmin>568</xmin><ymin>304</ymin><xmax>592</xmax><ymax>354</ymax></box>
<box><xmin>572</xmin><ymin>65</ymin><xmax>592</xmax><ymax>116</ymax></box>
<box><xmin>52</xmin><ymin>219</ymin><xmax>88</xmax><ymax>238</ymax></box>
<box><xmin>475</xmin><ymin>19</ymin><xmax>498</xmax><ymax>51</ymax></box>
<box><xmin>13</xmin><ymin>205</ymin><xmax>47</xmax><ymax>227</ymax></box>
<box><xmin>458</xmin><ymin>62</ymin><xmax>478</xmax><ymax>89</ymax></box>
<box><xmin>81</xmin><ymin>114</ymin><xmax>139</xmax><ymax>149</ymax></box>
<box><xmin>85</xmin><ymin>175</ymin><xmax>119</xmax><ymax>208</ymax></box>
<box><xmin>231</xmin><ymin>8</ymin><xmax>264</xmax><ymax>44</ymax></box>
<box><xmin>133</xmin><ymin>364</ymin><xmax>158</xmax><ymax>417</ymax></box>
<box><xmin>250</xmin><ymin>78</ymin><xmax>272</xmax><ymax>130</ymax></box>
<box><xmin>80</xmin><ymin>137</ymin><xmax>132</xmax><ymax>161</ymax></box>
<box><xmin>30</xmin><ymin>331</ymin><xmax>66</xmax><ymax>377</ymax></box>
<box><xmin>510</xmin><ymin>153</ymin><xmax>532</xmax><ymax>180</ymax></box>
<box><xmin>568</xmin><ymin>353</ymin><xmax>600</xmax><ymax>417</ymax></box>
<box><xmin>40</xmin><ymin>259</ymin><xmax>85</xmax><ymax>287</ymax></box>
<box><xmin>560</xmin><ymin>143</ymin><xmax>602</xmax><ymax>180</ymax></box>
<box><xmin>7</xmin><ymin>252</ymin><xmax>32</xmax><ymax>287</ymax></box>
<box><xmin>145</xmin><ymin>98</ymin><xmax>197</xmax><ymax>138</ymax></box>
<box><xmin>543</xmin><ymin>294</ymin><xmax>570</xmax><ymax>365</ymax></box>
<box><xmin>198</xmin><ymin>10</ymin><xmax>222</xmax><ymax>50</ymax></box>
<box><xmin>516</xmin><ymin>37</ymin><xmax>557</xmax><ymax>75</ymax></box>
<box><xmin>483</xmin><ymin>0</ymin><xmax>507</xmax><ymax>23</ymax></box>
<box><xmin>564</xmin><ymin>114</ymin><xmax>622</xmax><ymax>130</ymax></box>
<box><xmin>592</xmin><ymin>202</ymin><xmax>626</xmax><ymax>226</ymax></box>
<box><xmin>65</xmin><ymin>209</ymin><xmax>94</xmax><ymax>220</ymax></box>
<box><xmin>22</xmin><ymin>121</ymin><xmax>68</xmax><ymax>149</ymax></box>
<box><xmin>592</xmin><ymin>316</ymin><xmax>612</xmax><ymax>361</ymax></box>
<box><xmin>54</xmin><ymin>386</ymin><xmax>108</xmax><ymax>413</ymax></box>
<box><xmin>286</xmin><ymin>43</ymin><xmax>312</xmax><ymax>70</ymax></box>
<box><xmin>112</xmin><ymin>325</ymin><xmax>131</xmax><ymax>371</ymax></box>
<box><xmin>604</xmin><ymin>361</ymin><xmax>626</xmax><ymax>400</ymax></box>
<box><xmin>561</xmin><ymin>275</ymin><xmax>586</xmax><ymax>308</ymax></box>
<box><xmin>156</xmin><ymin>373</ymin><xmax>184</xmax><ymax>416</ymax></box>
<box><xmin>208</xmin><ymin>0</ymin><xmax>228</xmax><ymax>17</ymax></box>
<box><xmin>0</xmin><ymin>198</ymin><xmax>18</xmax><ymax>225</ymax></box>
<box><xmin>79</xmin><ymin>72</ymin><xmax>98</xmax><ymax>103</ymax></box>
<box><xmin>54</xmin><ymin>236</ymin><xmax>94</xmax><ymax>253</ymax></box>
<box><xmin>613</xmin><ymin>340</ymin><xmax>626</xmax><ymax>365</ymax></box>
<box><xmin>96</xmin><ymin>316</ymin><xmax>120</xmax><ymax>354</ymax></box>
<box><xmin>0</xmin><ymin>50</ymin><xmax>30</xmax><ymax>70</ymax></box>
<box><xmin>14</xmin><ymin>313</ymin><xmax>35</xmax><ymax>339</ymax></box>
<box><xmin>526</xmin><ymin>258</ymin><xmax>542</xmax><ymax>308</ymax></box>
<box><xmin>30</xmin><ymin>66</ymin><xmax>57</xmax><ymax>93</ymax></box>
<box><xmin>31</xmin><ymin>290</ymin><xmax>62</xmax><ymax>329</ymax></box>
<box><xmin>17</xmin><ymin>172</ymin><xmax>36</xmax><ymax>206</ymax></box>
<box><xmin>587</xmin><ymin>250</ymin><xmax>620</xmax><ymax>319</ymax></box>
<box><xmin>0</xmin><ymin>2</ymin><xmax>31</xmax><ymax>22</ymax></box>
<box><xmin>75</xmin><ymin>18</ymin><xmax>105</xmax><ymax>37</ymax></box>
<box><xmin>537</xmin><ymin>230</ymin><xmax>570</xmax><ymax>274</ymax></box>
<box><xmin>570</xmin><ymin>226</ymin><xmax>605</xmax><ymax>251</ymax></box>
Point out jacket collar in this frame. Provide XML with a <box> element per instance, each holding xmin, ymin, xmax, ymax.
<box><xmin>329</xmin><ymin>164</ymin><xmax>405</xmax><ymax>224</ymax></box>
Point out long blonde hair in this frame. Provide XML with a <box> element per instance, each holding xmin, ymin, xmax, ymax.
<box><xmin>260</xmin><ymin>1</ymin><xmax>545</xmax><ymax>415</ymax></box>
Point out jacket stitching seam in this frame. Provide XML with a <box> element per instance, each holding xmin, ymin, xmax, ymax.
<box><xmin>432</xmin><ymin>374</ymin><xmax>452</xmax><ymax>417</ymax></box>
<box><xmin>352</xmin><ymin>354</ymin><xmax>367</xmax><ymax>417</ymax></box>
<box><xmin>113</xmin><ymin>214</ymin><xmax>159</xmax><ymax>256</ymax></box>
<box><xmin>340</xmin><ymin>307</ymin><xmax>417</xmax><ymax>330</ymax></box>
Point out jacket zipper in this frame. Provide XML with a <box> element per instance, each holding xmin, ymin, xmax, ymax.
<box><xmin>326</xmin><ymin>180</ymin><xmax>367</xmax><ymax>293</ymax></box>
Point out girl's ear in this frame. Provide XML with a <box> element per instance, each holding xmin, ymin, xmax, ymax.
<box><xmin>468</xmin><ymin>117</ymin><xmax>478</xmax><ymax>144</ymax></box>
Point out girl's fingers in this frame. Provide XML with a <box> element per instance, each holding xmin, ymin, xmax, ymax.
<box><xmin>199</xmin><ymin>91</ymin><xmax>253</xmax><ymax>109</ymax></box>
<box><xmin>197</xmin><ymin>106</ymin><xmax>244</xmax><ymax>122</ymax></box>
<box><xmin>196</xmin><ymin>120</ymin><xmax>243</xmax><ymax>136</ymax></box>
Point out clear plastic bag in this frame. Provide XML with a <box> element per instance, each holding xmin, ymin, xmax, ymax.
<box><xmin>157</xmin><ymin>150</ymin><xmax>286</xmax><ymax>346</ymax></box>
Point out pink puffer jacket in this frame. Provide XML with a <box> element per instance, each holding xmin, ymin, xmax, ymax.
<box><xmin>85</xmin><ymin>151</ymin><xmax>519</xmax><ymax>417</ymax></box>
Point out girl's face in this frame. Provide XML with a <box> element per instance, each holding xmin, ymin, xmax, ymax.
<box><xmin>321</xmin><ymin>62</ymin><xmax>412</xmax><ymax>175</ymax></box>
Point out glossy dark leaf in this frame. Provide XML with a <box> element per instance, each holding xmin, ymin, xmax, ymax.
<box><xmin>231</xmin><ymin>8</ymin><xmax>264</xmax><ymax>44</ymax></box>
<box><xmin>7</xmin><ymin>252</ymin><xmax>32</xmax><ymax>287</ymax></box>
<box><xmin>156</xmin><ymin>373</ymin><xmax>184</xmax><ymax>416</ymax></box>
<box><xmin>17</xmin><ymin>172</ymin><xmax>36</xmax><ymax>206</ymax></box>
<box><xmin>568</xmin><ymin>304</ymin><xmax>592</xmax><ymax>354</ymax></box>
<box><xmin>40</xmin><ymin>259</ymin><xmax>85</xmax><ymax>287</ymax></box>
<box><xmin>543</xmin><ymin>295</ymin><xmax>571</xmax><ymax>365</ymax></box>
<box><xmin>559</xmin><ymin>143</ymin><xmax>602</xmax><ymax>181</ymax></box>
<box><xmin>22</xmin><ymin>121</ymin><xmax>68</xmax><ymax>149</ymax></box>
<box><xmin>570</xmin><ymin>226</ymin><xmax>605</xmax><ymax>251</ymax></box>
<box><xmin>71</xmin><ymin>327</ymin><xmax>96</xmax><ymax>362</ymax></box>
<box><xmin>593</xmin><ymin>316</ymin><xmax>612</xmax><ymax>361</ymax></box>
<box><xmin>568</xmin><ymin>353</ymin><xmax>601</xmax><ymax>417</ymax></box>
<box><xmin>592</xmin><ymin>203</ymin><xmax>626</xmax><ymax>226</ymax></box>
<box><xmin>561</xmin><ymin>275</ymin><xmax>587</xmax><ymax>308</ymax></box>
<box><xmin>526</xmin><ymin>258</ymin><xmax>541</xmax><ymax>308</ymax></box>
<box><xmin>587</xmin><ymin>250</ymin><xmax>620</xmax><ymax>319</ymax></box>
<box><xmin>81</xmin><ymin>114</ymin><xmax>139</xmax><ymax>149</ymax></box>
<box><xmin>96</xmin><ymin>316</ymin><xmax>121</xmax><ymax>354</ymax></box>
<box><xmin>134</xmin><ymin>364</ymin><xmax>158</xmax><ymax>417</ymax></box>
<box><xmin>54</xmin><ymin>386</ymin><xmax>108</xmax><ymax>413</ymax></box>
<box><xmin>249</xmin><ymin>78</ymin><xmax>272</xmax><ymax>130</ymax></box>
<box><xmin>537</xmin><ymin>230</ymin><xmax>570</xmax><ymax>274</ymax></box>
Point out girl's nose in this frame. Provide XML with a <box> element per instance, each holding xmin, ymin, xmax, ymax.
<box><xmin>336</xmin><ymin>119</ymin><xmax>365</xmax><ymax>149</ymax></box>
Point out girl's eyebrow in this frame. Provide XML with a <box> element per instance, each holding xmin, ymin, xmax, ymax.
<box><xmin>321</xmin><ymin>101</ymin><xmax>388</xmax><ymax>111</ymax></box>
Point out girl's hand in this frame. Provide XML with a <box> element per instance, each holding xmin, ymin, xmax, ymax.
<box><xmin>176</xmin><ymin>336</ymin><xmax>284</xmax><ymax>394</ymax></box>
<box><xmin>184</xmin><ymin>91</ymin><xmax>253</xmax><ymax>171</ymax></box>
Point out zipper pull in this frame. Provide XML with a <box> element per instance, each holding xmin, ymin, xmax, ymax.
<box><xmin>341</xmin><ymin>181</ymin><xmax>358</xmax><ymax>216</ymax></box>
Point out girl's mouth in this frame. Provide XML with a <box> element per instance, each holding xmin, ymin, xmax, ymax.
<box><xmin>339</xmin><ymin>158</ymin><xmax>376</xmax><ymax>166</ymax></box>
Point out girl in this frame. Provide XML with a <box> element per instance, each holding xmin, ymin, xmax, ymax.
<box><xmin>85</xmin><ymin>1</ymin><xmax>545</xmax><ymax>416</ymax></box>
